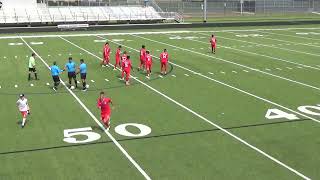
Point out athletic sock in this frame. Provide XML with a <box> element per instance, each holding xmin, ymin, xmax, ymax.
<box><xmin>74</xmin><ymin>79</ymin><xmax>77</xmax><ymax>88</ymax></box>
<box><xmin>28</xmin><ymin>74</ymin><xmax>31</xmax><ymax>80</ymax></box>
<box><xmin>22</xmin><ymin>118</ymin><xmax>26</xmax><ymax>126</ymax></box>
<box><xmin>35</xmin><ymin>73</ymin><xmax>38</xmax><ymax>80</ymax></box>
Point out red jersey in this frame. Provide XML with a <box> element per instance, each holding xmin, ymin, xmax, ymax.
<box><xmin>122</xmin><ymin>59</ymin><xmax>132</xmax><ymax>71</ymax></box>
<box><xmin>146</xmin><ymin>54</ymin><xmax>152</xmax><ymax>65</ymax></box>
<box><xmin>140</xmin><ymin>48</ymin><xmax>146</xmax><ymax>61</ymax></box>
<box><xmin>104</xmin><ymin>45</ymin><xmax>111</xmax><ymax>56</ymax></box>
<box><xmin>160</xmin><ymin>52</ymin><xmax>169</xmax><ymax>62</ymax></box>
<box><xmin>210</xmin><ymin>37</ymin><xmax>217</xmax><ymax>45</ymax></box>
<box><xmin>97</xmin><ymin>97</ymin><xmax>112</xmax><ymax>114</ymax></box>
<box><xmin>115</xmin><ymin>48</ymin><xmax>121</xmax><ymax>60</ymax></box>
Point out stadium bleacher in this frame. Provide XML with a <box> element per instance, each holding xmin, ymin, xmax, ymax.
<box><xmin>0</xmin><ymin>0</ymin><xmax>177</xmax><ymax>24</ymax></box>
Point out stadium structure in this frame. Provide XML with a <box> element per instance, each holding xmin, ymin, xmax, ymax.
<box><xmin>0</xmin><ymin>0</ymin><xmax>182</xmax><ymax>25</ymax></box>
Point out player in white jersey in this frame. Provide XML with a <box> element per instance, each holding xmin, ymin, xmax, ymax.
<box><xmin>16</xmin><ymin>94</ymin><xmax>30</xmax><ymax>128</ymax></box>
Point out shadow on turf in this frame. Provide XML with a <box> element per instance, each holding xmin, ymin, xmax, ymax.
<box><xmin>0</xmin><ymin>118</ymin><xmax>310</xmax><ymax>156</ymax></box>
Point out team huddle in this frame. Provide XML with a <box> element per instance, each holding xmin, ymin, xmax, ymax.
<box><xmin>18</xmin><ymin>35</ymin><xmax>217</xmax><ymax>129</ymax></box>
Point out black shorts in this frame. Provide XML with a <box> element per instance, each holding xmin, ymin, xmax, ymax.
<box><xmin>80</xmin><ymin>73</ymin><xmax>87</xmax><ymax>80</ymax></box>
<box><xmin>52</xmin><ymin>75</ymin><xmax>60</xmax><ymax>83</ymax></box>
<box><xmin>68</xmin><ymin>72</ymin><xmax>76</xmax><ymax>78</ymax></box>
<box><xmin>29</xmin><ymin>68</ymin><xmax>36</xmax><ymax>72</ymax></box>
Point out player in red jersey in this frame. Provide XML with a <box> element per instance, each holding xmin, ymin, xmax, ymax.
<box><xmin>145</xmin><ymin>51</ymin><xmax>152</xmax><ymax>77</ymax></box>
<box><xmin>122</xmin><ymin>55</ymin><xmax>133</xmax><ymax>85</ymax></box>
<box><xmin>160</xmin><ymin>49</ymin><xmax>169</xmax><ymax>75</ymax></box>
<box><xmin>102</xmin><ymin>42</ymin><xmax>111</xmax><ymax>66</ymax></box>
<box><xmin>138</xmin><ymin>45</ymin><xmax>146</xmax><ymax>71</ymax></box>
<box><xmin>210</xmin><ymin>34</ymin><xmax>217</xmax><ymax>54</ymax></box>
<box><xmin>114</xmin><ymin>45</ymin><xmax>122</xmax><ymax>70</ymax></box>
<box><xmin>97</xmin><ymin>91</ymin><xmax>113</xmax><ymax>129</ymax></box>
<box><xmin>121</xmin><ymin>51</ymin><xmax>128</xmax><ymax>80</ymax></box>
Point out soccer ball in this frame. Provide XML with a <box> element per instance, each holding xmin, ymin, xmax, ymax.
<box><xmin>70</xmin><ymin>86</ymin><xmax>75</xmax><ymax>90</ymax></box>
<box><xmin>86</xmin><ymin>84</ymin><xmax>89</xmax><ymax>89</ymax></box>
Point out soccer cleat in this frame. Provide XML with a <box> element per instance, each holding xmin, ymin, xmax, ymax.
<box><xmin>52</xmin><ymin>87</ymin><xmax>57</xmax><ymax>92</ymax></box>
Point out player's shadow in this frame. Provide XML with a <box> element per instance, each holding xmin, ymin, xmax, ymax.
<box><xmin>16</xmin><ymin>121</ymin><xmax>22</xmax><ymax>125</ymax></box>
<box><xmin>91</xmin><ymin>125</ymin><xmax>105</xmax><ymax>132</ymax></box>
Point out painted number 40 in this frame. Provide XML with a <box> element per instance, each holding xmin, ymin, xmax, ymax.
<box><xmin>265</xmin><ymin>105</ymin><xmax>320</xmax><ymax>120</ymax></box>
<box><xmin>63</xmin><ymin>123</ymin><xmax>151</xmax><ymax>144</ymax></box>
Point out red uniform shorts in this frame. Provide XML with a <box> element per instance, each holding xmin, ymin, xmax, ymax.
<box><xmin>20</xmin><ymin>111</ymin><xmax>28</xmax><ymax>118</ymax></box>
<box><xmin>101</xmin><ymin>112</ymin><xmax>110</xmax><ymax>123</ymax></box>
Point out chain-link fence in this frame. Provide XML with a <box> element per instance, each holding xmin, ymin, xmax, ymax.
<box><xmin>156</xmin><ymin>0</ymin><xmax>320</xmax><ymax>18</ymax></box>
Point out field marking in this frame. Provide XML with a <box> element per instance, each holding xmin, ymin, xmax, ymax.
<box><xmin>212</xmin><ymin>42</ymin><xmax>320</xmax><ymax>71</ymax></box>
<box><xmin>62</xmin><ymin>35</ymin><xmax>313</xmax><ymax>180</ymax></box>
<box><xmin>98</xmin><ymin>34</ymin><xmax>320</xmax><ymax>124</ymax></box>
<box><xmin>256</xmin><ymin>30</ymin><xmax>320</xmax><ymax>42</ymax></box>
<box><xmin>190</xmin><ymin>36</ymin><xmax>320</xmax><ymax>71</ymax></box>
<box><xmin>133</xmin><ymin>34</ymin><xmax>320</xmax><ymax>92</ymax></box>
<box><xmin>251</xmin><ymin>31</ymin><xmax>320</xmax><ymax>48</ymax></box>
<box><xmin>21</xmin><ymin>37</ymin><xmax>152</xmax><ymax>180</ymax></box>
<box><xmin>0</xmin><ymin>27</ymin><xmax>319</xmax><ymax>40</ymax></box>
<box><xmin>221</xmin><ymin>32</ymin><xmax>320</xmax><ymax>57</ymax></box>
<box><xmin>184</xmin><ymin>74</ymin><xmax>189</xmax><ymax>76</ymax></box>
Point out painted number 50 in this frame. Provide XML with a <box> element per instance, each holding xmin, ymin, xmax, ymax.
<box><xmin>63</xmin><ymin>127</ymin><xmax>101</xmax><ymax>144</ymax></box>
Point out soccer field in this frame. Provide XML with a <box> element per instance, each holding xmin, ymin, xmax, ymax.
<box><xmin>1</xmin><ymin>24</ymin><xmax>320</xmax><ymax>180</ymax></box>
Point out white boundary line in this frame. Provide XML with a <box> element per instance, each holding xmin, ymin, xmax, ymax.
<box><xmin>188</xmin><ymin>37</ymin><xmax>320</xmax><ymax>71</ymax></box>
<box><xmin>1</xmin><ymin>27</ymin><xmax>320</xmax><ymax>40</ymax></box>
<box><xmin>250</xmin><ymin>31</ymin><xmax>320</xmax><ymax>48</ymax></box>
<box><xmin>20</xmin><ymin>37</ymin><xmax>152</xmax><ymax>180</ymax></box>
<box><xmin>60</xmin><ymin>35</ymin><xmax>312</xmax><ymax>180</ymax></box>
<box><xmin>222</xmin><ymin>31</ymin><xmax>320</xmax><ymax>57</ymax></box>
<box><xmin>256</xmin><ymin>30</ymin><xmax>320</xmax><ymax>42</ymax></box>
<box><xmin>286</xmin><ymin>29</ymin><xmax>320</xmax><ymax>41</ymax></box>
<box><xmin>132</xmin><ymin>34</ymin><xmax>320</xmax><ymax>92</ymax></box>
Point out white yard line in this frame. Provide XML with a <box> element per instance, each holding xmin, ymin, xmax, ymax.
<box><xmin>96</xmin><ymin>34</ymin><xmax>320</xmax><ymax>123</ymax></box>
<box><xmin>256</xmin><ymin>30</ymin><xmax>320</xmax><ymax>42</ymax></box>
<box><xmin>220</xmin><ymin>32</ymin><xmax>320</xmax><ymax>57</ymax></box>
<box><xmin>0</xmin><ymin>27</ymin><xmax>319</xmax><ymax>40</ymax></box>
<box><xmin>190</xmin><ymin>37</ymin><xmax>320</xmax><ymax>71</ymax></box>
<box><xmin>251</xmin><ymin>31</ymin><xmax>320</xmax><ymax>48</ymax></box>
<box><xmin>133</xmin><ymin>34</ymin><xmax>320</xmax><ymax>92</ymax></box>
<box><xmin>20</xmin><ymin>37</ymin><xmax>152</xmax><ymax>180</ymax></box>
<box><xmin>61</xmin><ymin>35</ymin><xmax>313</xmax><ymax>180</ymax></box>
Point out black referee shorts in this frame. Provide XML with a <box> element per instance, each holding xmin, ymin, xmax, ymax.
<box><xmin>29</xmin><ymin>68</ymin><xmax>36</xmax><ymax>72</ymax></box>
<box><xmin>80</xmin><ymin>73</ymin><xmax>87</xmax><ymax>80</ymax></box>
<box><xmin>52</xmin><ymin>75</ymin><xmax>60</xmax><ymax>83</ymax></box>
<box><xmin>68</xmin><ymin>72</ymin><xmax>76</xmax><ymax>79</ymax></box>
